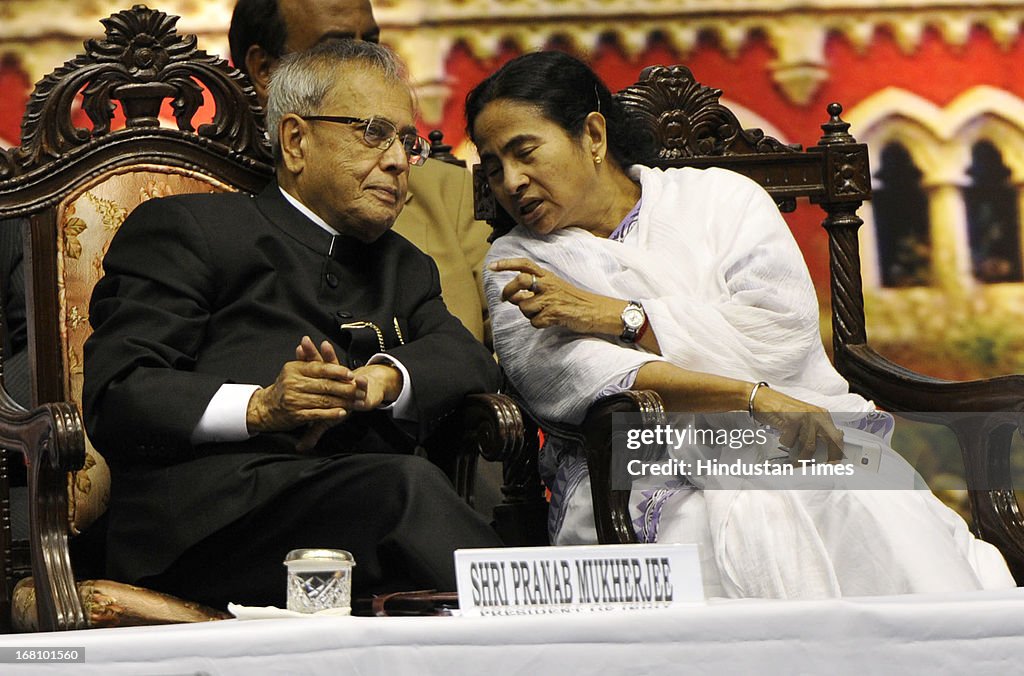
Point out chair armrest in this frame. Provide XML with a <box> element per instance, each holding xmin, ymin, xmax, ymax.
<box><xmin>426</xmin><ymin>393</ymin><xmax>532</xmax><ymax>508</ymax></box>
<box><xmin>838</xmin><ymin>343</ymin><xmax>1024</xmax><ymax>413</ymax></box>
<box><xmin>461</xmin><ymin>393</ymin><xmax>532</xmax><ymax>464</ymax></box>
<box><xmin>460</xmin><ymin>392</ymin><xmax>548</xmax><ymax>546</ymax></box>
<box><xmin>838</xmin><ymin>343</ymin><xmax>1024</xmax><ymax>581</ymax></box>
<box><xmin>579</xmin><ymin>390</ymin><xmax>666</xmax><ymax>545</ymax></box>
<box><xmin>0</xmin><ymin>387</ymin><xmax>88</xmax><ymax>630</ymax></box>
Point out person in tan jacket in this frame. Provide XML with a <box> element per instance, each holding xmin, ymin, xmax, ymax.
<box><xmin>229</xmin><ymin>0</ymin><xmax>490</xmax><ymax>343</ymax></box>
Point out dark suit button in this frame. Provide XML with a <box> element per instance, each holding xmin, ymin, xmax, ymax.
<box><xmin>336</xmin><ymin>310</ymin><xmax>352</xmax><ymax>319</ymax></box>
<box><xmin>325</xmin><ymin>272</ymin><xmax>339</xmax><ymax>288</ymax></box>
<box><xmin>352</xmin><ymin>359</ymin><xmax>365</xmax><ymax>368</ymax></box>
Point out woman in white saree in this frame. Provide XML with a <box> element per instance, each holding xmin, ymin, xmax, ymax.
<box><xmin>466</xmin><ymin>51</ymin><xmax>1014</xmax><ymax>599</ymax></box>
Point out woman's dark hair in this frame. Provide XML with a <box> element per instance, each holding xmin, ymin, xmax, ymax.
<box><xmin>465</xmin><ymin>51</ymin><xmax>645</xmax><ymax>168</ymax></box>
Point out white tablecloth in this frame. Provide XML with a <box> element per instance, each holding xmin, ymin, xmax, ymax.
<box><xmin>3</xmin><ymin>589</ymin><xmax>1024</xmax><ymax>674</ymax></box>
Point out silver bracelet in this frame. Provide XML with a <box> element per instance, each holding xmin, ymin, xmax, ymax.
<box><xmin>748</xmin><ymin>381</ymin><xmax>769</xmax><ymax>419</ymax></box>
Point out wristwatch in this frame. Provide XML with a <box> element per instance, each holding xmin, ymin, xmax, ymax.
<box><xmin>619</xmin><ymin>300</ymin><xmax>646</xmax><ymax>343</ymax></box>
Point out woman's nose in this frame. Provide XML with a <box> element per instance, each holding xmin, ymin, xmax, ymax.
<box><xmin>503</xmin><ymin>166</ymin><xmax>528</xmax><ymax>196</ymax></box>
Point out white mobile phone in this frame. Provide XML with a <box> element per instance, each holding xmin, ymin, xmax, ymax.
<box><xmin>780</xmin><ymin>427</ymin><xmax>884</xmax><ymax>473</ymax></box>
<box><xmin>842</xmin><ymin>436</ymin><xmax>882</xmax><ymax>473</ymax></box>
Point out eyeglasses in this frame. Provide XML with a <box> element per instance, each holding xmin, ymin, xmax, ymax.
<box><xmin>301</xmin><ymin>115</ymin><xmax>430</xmax><ymax>166</ymax></box>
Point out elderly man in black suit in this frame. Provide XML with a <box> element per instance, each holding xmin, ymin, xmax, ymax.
<box><xmin>82</xmin><ymin>40</ymin><xmax>502</xmax><ymax>610</ymax></box>
<box><xmin>230</xmin><ymin>0</ymin><xmax>492</xmax><ymax>345</ymax></box>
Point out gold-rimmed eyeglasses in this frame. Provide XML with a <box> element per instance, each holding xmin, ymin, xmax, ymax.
<box><xmin>302</xmin><ymin>115</ymin><xmax>430</xmax><ymax>166</ymax></box>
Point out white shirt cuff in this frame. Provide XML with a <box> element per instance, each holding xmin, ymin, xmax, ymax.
<box><xmin>367</xmin><ymin>353</ymin><xmax>416</xmax><ymax>421</ymax></box>
<box><xmin>190</xmin><ymin>383</ymin><xmax>261</xmax><ymax>445</ymax></box>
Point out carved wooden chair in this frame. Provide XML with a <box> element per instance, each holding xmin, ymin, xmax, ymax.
<box><xmin>474</xmin><ymin>64</ymin><xmax>1024</xmax><ymax>582</ymax></box>
<box><xmin>0</xmin><ymin>5</ymin><xmax>521</xmax><ymax>632</ymax></box>
<box><xmin>0</xmin><ymin>5</ymin><xmax>274</xmax><ymax>632</ymax></box>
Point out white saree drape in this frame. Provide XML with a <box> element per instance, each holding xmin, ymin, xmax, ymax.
<box><xmin>483</xmin><ymin>166</ymin><xmax>1014</xmax><ymax>598</ymax></box>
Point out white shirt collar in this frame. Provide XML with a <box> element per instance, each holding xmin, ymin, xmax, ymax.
<box><xmin>278</xmin><ymin>186</ymin><xmax>340</xmax><ymax>236</ymax></box>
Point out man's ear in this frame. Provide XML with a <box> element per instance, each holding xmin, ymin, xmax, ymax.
<box><xmin>245</xmin><ymin>44</ymin><xmax>276</xmax><ymax>105</ymax></box>
<box><xmin>279</xmin><ymin>114</ymin><xmax>307</xmax><ymax>174</ymax></box>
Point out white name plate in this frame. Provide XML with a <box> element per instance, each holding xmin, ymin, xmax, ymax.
<box><xmin>454</xmin><ymin>543</ymin><xmax>703</xmax><ymax>617</ymax></box>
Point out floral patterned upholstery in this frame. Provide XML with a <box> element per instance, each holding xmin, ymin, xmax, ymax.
<box><xmin>57</xmin><ymin>166</ymin><xmax>237</xmax><ymax>534</ymax></box>
<box><xmin>11</xmin><ymin>577</ymin><xmax>229</xmax><ymax>631</ymax></box>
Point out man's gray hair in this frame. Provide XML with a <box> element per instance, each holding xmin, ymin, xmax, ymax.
<box><xmin>266</xmin><ymin>40</ymin><xmax>408</xmax><ymax>153</ymax></box>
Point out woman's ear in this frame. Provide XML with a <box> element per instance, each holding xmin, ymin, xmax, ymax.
<box><xmin>583</xmin><ymin>111</ymin><xmax>608</xmax><ymax>162</ymax></box>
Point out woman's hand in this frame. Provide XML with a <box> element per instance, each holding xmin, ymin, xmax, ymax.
<box><xmin>751</xmin><ymin>386</ymin><xmax>844</xmax><ymax>462</ymax></box>
<box><xmin>489</xmin><ymin>257</ymin><xmax>623</xmax><ymax>335</ymax></box>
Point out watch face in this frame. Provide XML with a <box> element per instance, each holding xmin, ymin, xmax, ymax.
<box><xmin>622</xmin><ymin>306</ymin><xmax>645</xmax><ymax>329</ymax></box>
